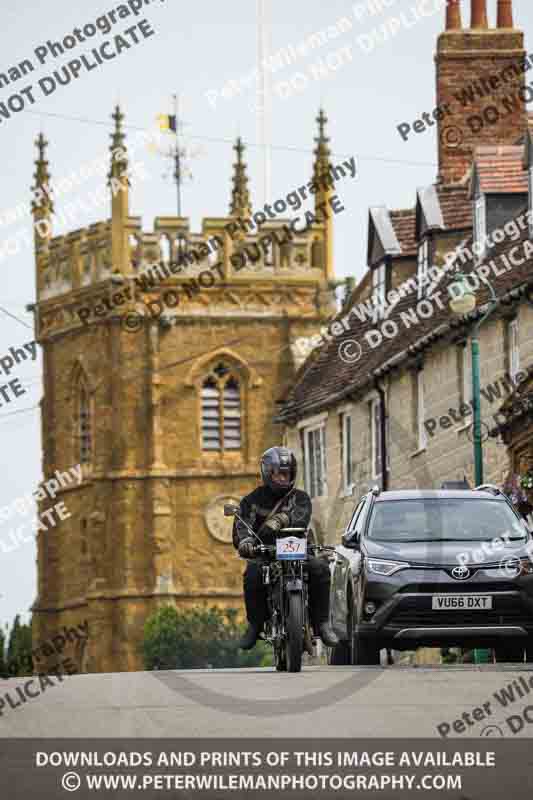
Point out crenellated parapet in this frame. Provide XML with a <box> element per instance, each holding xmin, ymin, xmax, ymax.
<box><xmin>127</xmin><ymin>215</ymin><xmax>326</xmax><ymax>278</ymax></box>
<box><xmin>38</xmin><ymin>222</ymin><xmax>113</xmax><ymax>301</ymax></box>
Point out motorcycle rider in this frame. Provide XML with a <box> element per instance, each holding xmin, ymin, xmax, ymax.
<box><xmin>233</xmin><ymin>446</ymin><xmax>339</xmax><ymax>650</ymax></box>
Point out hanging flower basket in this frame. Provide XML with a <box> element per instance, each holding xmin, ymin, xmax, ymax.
<box><xmin>520</xmin><ymin>470</ymin><xmax>533</xmax><ymax>492</ymax></box>
<box><xmin>503</xmin><ymin>472</ymin><xmax>533</xmax><ymax>518</ymax></box>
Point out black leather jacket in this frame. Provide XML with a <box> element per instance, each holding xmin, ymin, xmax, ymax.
<box><xmin>232</xmin><ymin>485</ymin><xmax>312</xmax><ymax>549</ymax></box>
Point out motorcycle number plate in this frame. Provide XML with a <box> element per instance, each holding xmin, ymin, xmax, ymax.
<box><xmin>276</xmin><ymin>536</ymin><xmax>307</xmax><ymax>560</ymax></box>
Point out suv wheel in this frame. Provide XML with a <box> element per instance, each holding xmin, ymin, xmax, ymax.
<box><xmin>328</xmin><ymin>596</ymin><xmax>354</xmax><ymax>666</ymax></box>
<box><xmin>353</xmin><ymin>633</ymin><xmax>381</xmax><ymax>666</ymax></box>
<box><xmin>495</xmin><ymin>643</ymin><xmax>525</xmax><ymax>663</ymax></box>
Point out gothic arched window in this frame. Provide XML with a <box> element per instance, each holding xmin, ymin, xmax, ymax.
<box><xmin>311</xmin><ymin>239</ymin><xmax>323</xmax><ymax>269</ymax></box>
<box><xmin>201</xmin><ymin>362</ymin><xmax>242</xmax><ymax>452</ymax></box>
<box><xmin>78</xmin><ymin>379</ymin><xmax>92</xmax><ymax>464</ymax></box>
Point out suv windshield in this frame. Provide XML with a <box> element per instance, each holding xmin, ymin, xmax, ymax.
<box><xmin>367</xmin><ymin>498</ymin><xmax>527</xmax><ymax>543</ymax></box>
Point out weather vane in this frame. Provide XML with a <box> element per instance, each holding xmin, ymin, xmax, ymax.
<box><xmin>151</xmin><ymin>93</ymin><xmax>204</xmax><ymax>217</ymax></box>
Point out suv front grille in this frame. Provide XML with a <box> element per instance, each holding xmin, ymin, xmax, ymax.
<box><xmin>391</xmin><ymin>609</ymin><xmax>529</xmax><ymax>627</ymax></box>
<box><xmin>398</xmin><ymin>582</ymin><xmax>518</xmax><ymax>594</ymax></box>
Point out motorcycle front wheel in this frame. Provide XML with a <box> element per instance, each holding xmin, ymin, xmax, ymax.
<box><xmin>285</xmin><ymin>592</ymin><xmax>304</xmax><ymax>673</ymax></box>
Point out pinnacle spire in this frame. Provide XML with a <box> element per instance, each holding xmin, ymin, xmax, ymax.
<box><xmin>311</xmin><ymin>108</ymin><xmax>334</xmax><ymax>280</ymax></box>
<box><xmin>315</xmin><ymin>108</ymin><xmax>330</xmax><ymax>155</ymax></box>
<box><xmin>111</xmin><ymin>104</ymin><xmax>125</xmax><ymax>150</ymax></box>
<box><xmin>108</xmin><ymin>105</ymin><xmax>130</xmax><ymax>270</ymax></box>
<box><xmin>446</xmin><ymin>0</ymin><xmax>462</xmax><ymax>30</ymax></box>
<box><xmin>497</xmin><ymin>0</ymin><xmax>513</xmax><ymax>28</ymax></box>
<box><xmin>471</xmin><ymin>0</ymin><xmax>488</xmax><ymax>29</ymax></box>
<box><xmin>108</xmin><ymin>104</ymin><xmax>129</xmax><ymax>185</ymax></box>
<box><xmin>32</xmin><ymin>132</ymin><xmax>53</xmax><ymax>216</ymax></box>
<box><xmin>229</xmin><ymin>136</ymin><xmax>252</xmax><ymax>219</ymax></box>
<box><xmin>313</xmin><ymin>108</ymin><xmax>332</xmax><ymax>188</ymax></box>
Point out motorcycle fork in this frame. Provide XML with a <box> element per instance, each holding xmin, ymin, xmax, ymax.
<box><xmin>263</xmin><ymin>563</ymin><xmax>282</xmax><ymax>640</ymax></box>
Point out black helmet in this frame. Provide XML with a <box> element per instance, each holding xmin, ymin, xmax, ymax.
<box><xmin>260</xmin><ymin>447</ymin><xmax>297</xmax><ymax>495</ymax></box>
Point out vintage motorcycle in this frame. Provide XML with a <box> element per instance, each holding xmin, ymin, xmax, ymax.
<box><xmin>224</xmin><ymin>502</ymin><xmax>324</xmax><ymax>673</ymax></box>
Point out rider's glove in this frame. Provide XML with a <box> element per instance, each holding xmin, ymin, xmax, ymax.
<box><xmin>238</xmin><ymin>537</ymin><xmax>256</xmax><ymax>559</ymax></box>
<box><xmin>261</xmin><ymin>512</ymin><xmax>290</xmax><ymax>535</ymax></box>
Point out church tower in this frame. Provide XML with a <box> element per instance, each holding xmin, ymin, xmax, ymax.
<box><xmin>30</xmin><ymin>109</ymin><xmax>337</xmax><ymax>672</ymax></box>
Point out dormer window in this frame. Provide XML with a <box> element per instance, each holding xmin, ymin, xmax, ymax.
<box><xmin>417</xmin><ymin>238</ymin><xmax>429</xmax><ymax>299</ymax></box>
<box><xmin>372</xmin><ymin>261</ymin><xmax>386</xmax><ymax>317</ymax></box>
<box><xmin>474</xmin><ymin>195</ymin><xmax>486</xmax><ymax>263</ymax></box>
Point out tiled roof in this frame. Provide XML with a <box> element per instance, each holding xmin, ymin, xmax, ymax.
<box><xmin>435</xmin><ymin>184</ymin><xmax>472</xmax><ymax>230</ymax></box>
<box><xmin>276</xmin><ymin>206</ymin><xmax>533</xmax><ymax>423</ymax></box>
<box><xmin>389</xmin><ymin>209</ymin><xmax>416</xmax><ymax>255</ymax></box>
<box><xmin>474</xmin><ymin>145</ymin><xmax>528</xmax><ymax>194</ymax></box>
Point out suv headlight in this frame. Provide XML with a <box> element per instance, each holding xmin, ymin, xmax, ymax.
<box><xmin>498</xmin><ymin>557</ymin><xmax>533</xmax><ymax>577</ymax></box>
<box><xmin>518</xmin><ymin>558</ymin><xmax>533</xmax><ymax>576</ymax></box>
<box><xmin>367</xmin><ymin>558</ymin><xmax>411</xmax><ymax>576</ymax></box>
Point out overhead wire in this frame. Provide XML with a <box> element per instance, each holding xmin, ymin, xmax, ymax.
<box><xmin>22</xmin><ymin>108</ymin><xmax>437</xmax><ymax>168</ymax></box>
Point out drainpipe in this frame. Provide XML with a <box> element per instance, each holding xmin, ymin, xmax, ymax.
<box><xmin>375</xmin><ymin>380</ymin><xmax>389</xmax><ymax>491</ymax></box>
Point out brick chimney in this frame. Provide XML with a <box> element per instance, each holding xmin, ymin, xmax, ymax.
<box><xmin>446</xmin><ymin>0</ymin><xmax>462</xmax><ymax>30</ymax></box>
<box><xmin>436</xmin><ymin>0</ymin><xmax>526</xmax><ymax>185</ymax></box>
<box><xmin>497</xmin><ymin>0</ymin><xmax>513</xmax><ymax>28</ymax></box>
<box><xmin>471</xmin><ymin>0</ymin><xmax>488</xmax><ymax>28</ymax></box>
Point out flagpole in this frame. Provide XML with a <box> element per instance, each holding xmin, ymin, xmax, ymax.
<box><xmin>173</xmin><ymin>93</ymin><xmax>181</xmax><ymax>217</ymax></box>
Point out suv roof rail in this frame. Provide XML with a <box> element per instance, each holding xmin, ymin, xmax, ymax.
<box><xmin>474</xmin><ymin>483</ymin><xmax>504</xmax><ymax>497</ymax></box>
<box><xmin>441</xmin><ymin>480</ymin><xmax>471</xmax><ymax>490</ymax></box>
<box><xmin>371</xmin><ymin>485</ymin><xmax>381</xmax><ymax>496</ymax></box>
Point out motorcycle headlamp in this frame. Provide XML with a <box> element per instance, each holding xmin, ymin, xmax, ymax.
<box><xmin>367</xmin><ymin>558</ymin><xmax>411</xmax><ymax>577</ymax></box>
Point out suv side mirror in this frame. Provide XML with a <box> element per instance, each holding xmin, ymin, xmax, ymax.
<box><xmin>341</xmin><ymin>532</ymin><xmax>359</xmax><ymax>548</ymax></box>
<box><xmin>223</xmin><ymin>504</ymin><xmax>238</xmax><ymax>517</ymax></box>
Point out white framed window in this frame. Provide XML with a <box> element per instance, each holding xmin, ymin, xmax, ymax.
<box><xmin>417</xmin><ymin>239</ymin><xmax>429</xmax><ymax>299</ymax></box>
<box><xmin>370</xmin><ymin>398</ymin><xmax>382</xmax><ymax>480</ymax></box>
<box><xmin>508</xmin><ymin>318</ymin><xmax>520</xmax><ymax>381</ymax></box>
<box><xmin>340</xmin><ymin>412</ymin><xmax>354</xmax><ymax>495</ymax></box>
<box><xmin>416</xmin><ymin>370</ymin><xmax>427</xmax><ymax>450</ymax></box>
<box><xmin>303</xmin><ymin>424</ymin><xmax>327</xmax><ymax>498</ymax></box>
<box><xmin>474</xmin><ymin>195</ymin><xmax>486</xmax><ymax>262</ymax></box>
<box><xmin>371</xmin><ymin>262</ymin><xmax>386</xmax><ymax>317</ymax></box>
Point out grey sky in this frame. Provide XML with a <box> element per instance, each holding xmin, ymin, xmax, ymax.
<box><xmin>1</xmin><ymin>0</ymin><xmax>531</xmax><ymax>628</ymax></box>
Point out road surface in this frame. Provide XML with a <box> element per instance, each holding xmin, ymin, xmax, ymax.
<box><xmin>2</xmin><ymin>664</ymin><xmax>533</xmax><ymax>738</ymax></box>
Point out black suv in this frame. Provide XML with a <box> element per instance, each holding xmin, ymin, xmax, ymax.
<box><xmin>328</xmin><ymin>487</ymin><xmax>533</xmax><ymax>665</ymax></box>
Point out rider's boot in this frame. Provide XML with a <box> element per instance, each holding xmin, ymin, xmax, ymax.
<box><xmin>242</xmin><ymin>562</ymin><xmax>267</xmax><ymax>650</ymax></box>
<box><xmin>318</xmin><ymin>621</ymin><xmax>339</xmax><ymax>647</ymax></box>
<box><xmin>239</xmin><ymin>624</ymin><xmax>262</xmax><ymax>650</ymax></box>
<box><xmin>310</xmin><ymin>572</ymin><xmax>339</xmax><ymax>647</ymax></box>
